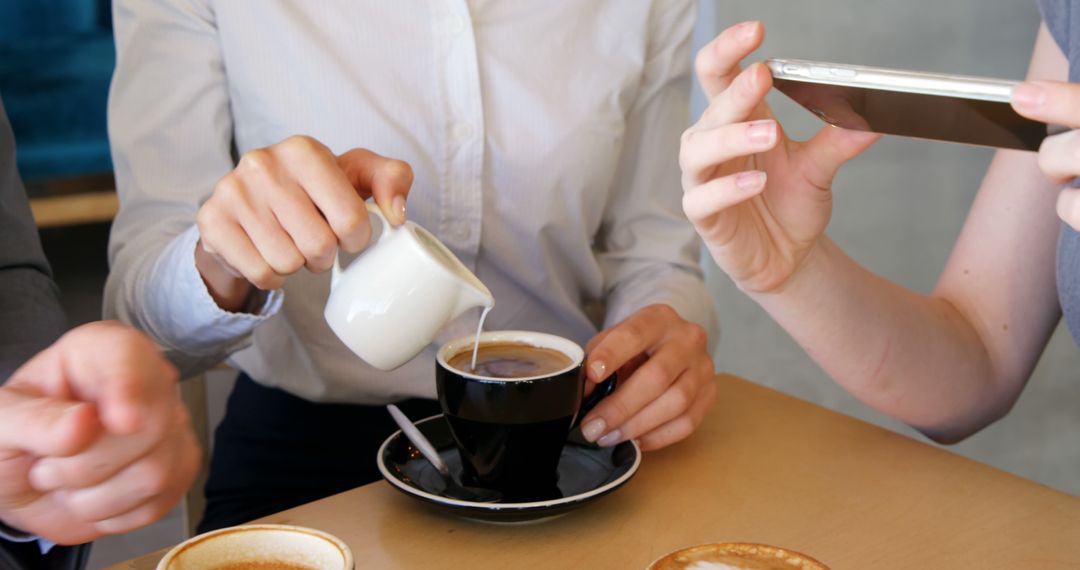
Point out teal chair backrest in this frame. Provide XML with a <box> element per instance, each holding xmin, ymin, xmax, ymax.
<box><xmin>0</xmin><ymin>0</ymin><xmax>115</xmax><ymax>181</ymax></box>
<box><xmin>0</xmin><ymin>0</ymin><xmax>109</xmax><ymax>41</ymax></box>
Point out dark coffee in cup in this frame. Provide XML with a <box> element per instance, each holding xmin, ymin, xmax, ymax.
<box><xmin>446</xmin><ymin>341</ymin><xmax>574</xmax><ymax>379</ymax></box>
<box><xmin>436</xmin><ymin>331</ymin><xmax>611</xmax><ymax>502</ymax></box>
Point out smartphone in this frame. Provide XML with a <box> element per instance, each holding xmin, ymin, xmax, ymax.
<box><xmin>765</xmin><ymin>58</ymin><xmax>1049</xmax><ymax>151</ymax></box>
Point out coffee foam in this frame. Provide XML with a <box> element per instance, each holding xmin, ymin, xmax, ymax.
<box><xmin>687</xmin><ymin>563</ymin><xmax>744</xmax><ymax>570</ymax></box>
<box><xmin>648</xmin><ymin>543</ymin><xmax>828</xmax><ymax>570</ymax></box>
<box><xmin>157</xmin><ymin>525</ymin><xmax>350</xmax><ymax>570</ymax></box>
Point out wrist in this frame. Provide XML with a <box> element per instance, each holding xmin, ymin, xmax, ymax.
<box><xmin>748</xmin><ymin>236</ymin><xmax>835</xmax><ymax>303</ymax></box>
<box><xmin>194</xmin><ymin>240</ymin><xmax>256</xmax><ymax>313</ymax></box>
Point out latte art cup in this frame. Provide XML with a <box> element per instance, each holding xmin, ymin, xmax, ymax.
<box><xmin>156</xmin><ymin>524</ymin><xmax>353</xmax><ymax>570</ymax></box>
<box><xmin>436</xmin><ymin>331</ymin><xmax>614</xmax><ymax>502</ymax></box>
<box><xmin>647</xmin><ymin>543</ymin><xmax>830</xmax><ymax>570</ymax></box>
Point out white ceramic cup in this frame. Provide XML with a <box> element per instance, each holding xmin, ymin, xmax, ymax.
<box><xmin>156</xmin><ymin>524</ymin><xmax>353</xmax><ymax>570</ymax></box>
<box><xmin>324</xmin><ymin>202</ymin><xmax>493</xmax><ymax>370</ymax></box>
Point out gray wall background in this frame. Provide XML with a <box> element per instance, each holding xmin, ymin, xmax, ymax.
<box><xmin>696</xmin><ymin>1</ymin><xmax>1079</xmax><ymax>495</ymax></box>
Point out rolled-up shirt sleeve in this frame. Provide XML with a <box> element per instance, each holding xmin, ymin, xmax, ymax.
<box><xmin>105</xmin><ymin>0</ymin><xmax>281</xmax><ymax>377</ymax></box>
<box><xmin>596</xmin><ymin>1</ymin><xmax>719</xmax><ymax>347</ymax></box>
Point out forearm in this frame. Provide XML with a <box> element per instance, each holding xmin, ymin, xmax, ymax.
<box><xmin>193</xmin><ymin>240</ymin><xmax>255</xmax><ymax>313</ymax></box>
<box><xmin>752</xmin><ymin>237</ymin><xmax>1002</xmax><ymax>441</ymax></box>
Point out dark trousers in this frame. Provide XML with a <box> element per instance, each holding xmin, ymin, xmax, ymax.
<box><xmin>0</xmin><ymin>542</ymin><xmax>89</xmax><ymax>570</ymax></box>
<box><xmin>198</xmin><ymin>373</ymin><xmax>441</xmax><ymax>533</ymax></box>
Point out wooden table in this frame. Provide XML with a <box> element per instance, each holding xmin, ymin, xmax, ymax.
<box><xmin>109</xmin><ymin>374</ymin><xmax>1080</xmax><ymax>569</ymax></box>
<box><xmin>26</xmin><ymin>173</ymin><xmax>119</xmax><ymax>228</ymax></box>
<box><xmin>29</xmin><ymin>190</ymin><xmax>118</xmax><ymax>228</ymax></box>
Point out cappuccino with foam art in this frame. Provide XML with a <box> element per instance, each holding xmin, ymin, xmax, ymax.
<box><xmin>647</xmin><ymin>543</ymin><xmax>829</xmax><ymax>570</ymax></box>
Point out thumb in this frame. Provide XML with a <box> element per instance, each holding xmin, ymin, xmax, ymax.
<box><xmin>798</xmin><ymin>126</ymin><xmax>881</xmax><ymax>190</ymax></box>
<box><xmin>88</xmin><ymin>324</ymin><xmax>171</xmax><ymax>435</ymax></box>
<box><xmin>0</xmin><ymin>389</ymin><xmax>100</xmax><ymax>457</ymax></box>
<box><xmin>18</xmin><ymin>321</ymin><xmax>171</xmax><ymax>436</ymax></box>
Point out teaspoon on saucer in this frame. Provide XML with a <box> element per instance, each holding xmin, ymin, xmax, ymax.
<box><xmin>385</xmin><ymin>405</ymin><xmax>502</xmax><ymax>503</ymax></box>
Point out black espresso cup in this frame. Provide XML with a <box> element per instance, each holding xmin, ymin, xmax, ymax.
<box><xmin>436</xmin><ymin>330</ymin><xmax>613</xmax><ymax>502</ymax></box>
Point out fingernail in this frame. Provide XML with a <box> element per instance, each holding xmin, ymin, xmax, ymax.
<box><xmin>29</xmin><ymin>463</ymin><xmax>61</xmax><ymax>491</ymax></box>
<box><xmin>61</xmin><ymin>402</ymin><xmax>85</xmax><ymax>419</ymax></box>
<box><xmin>738</xmin><ymin>21</ymin><xmax>757</xmax><ymax>41</ymax></box>
<box><xmin>392</xmin><ymin>195</ymin><xmax>407</xmax><ymax>225</ymax></box>
<box><xmin>589</xmin><ymin>361</ymin><xmax>607</xmax><ymax>381</ymax></box>
<box><xmin>1013</xmin><ymin>83</ymin><xmax>1046</xmax><ymax>108</ymax></box>
<box><xmin>581</xmin><ymin>419</ymin><xmax>606</xmax><ymax>442</ymax></box>
<box><xmin>94</xmin><ymin>518</ymin><xmax>125</xmax><ymax>535</ymax></box>
<box><xmin>596</xmin><ymin>429</ymin><xmax>624</xmax><ymax>448</ymax></box>
<box><xmin>736</xmin><ymin>171</ymin><xmax>767</xmax><ymax>192</ymax></box>
<box><xmin>106</xmin><ymin>405</ymin><xmax>142</xmax><ymax>434</ymax></box>
<box><xmin>59</xmin><ymin>402</ymin><xmax>94</xmax><ymax>431</ymax></box>
<box><xmin>747</xmin><ymin>120</ymin><xmax>776</xmax><ymax>145</ymax></box>
<box><xmin>741</xmin><ymin>66</ymin><xmax>759</xmax><ymax>92</ymax></box>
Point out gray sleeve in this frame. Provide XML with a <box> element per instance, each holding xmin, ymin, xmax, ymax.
<box><xmin>0</xmin><ymin>98</ymin><xmax>67</xmax><ymax>382</ymax></box>
<box><xmin>1038</xmin><ymin>0</ymin><xmax>1069</xmax><ymax>54</ymax></box>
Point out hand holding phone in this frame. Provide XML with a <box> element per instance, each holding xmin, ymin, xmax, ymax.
<box><xmin>766</xmin><ymin>58</ymin><xmax>1049</xmax><ymax>151</ymax></box>
<box><xmin>681</xmin><ymin>21</ymin><xmax>879</xmax><ymax>294</ymax></box>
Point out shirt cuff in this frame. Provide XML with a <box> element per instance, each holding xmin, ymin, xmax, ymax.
<box><xmin>0</xmin><ymin>522</ymin><xmax>54</xmax><ymax>554</ymax></box>
<box><xmin>145</xmin><ymin>225</ymin><xmax>284</xmax><ymax>354</ymax></box>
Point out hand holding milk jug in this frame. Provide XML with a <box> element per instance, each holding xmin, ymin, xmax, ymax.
<box><xmin>190</xmin><ymin>136</ymin><xmax>491</xmax><ymax>369</ymax></box>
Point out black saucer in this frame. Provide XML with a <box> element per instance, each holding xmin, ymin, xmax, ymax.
<box><xmin>377</xmin><ymin>414</ymin><xmax>641</xmax><ymax>523</ymax></box>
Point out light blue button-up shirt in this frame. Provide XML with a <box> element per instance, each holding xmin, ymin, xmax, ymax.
<box><xmin>105</xmin><ymin>0</ymin><xmax>717</xmax><ymax>404</ymax></box>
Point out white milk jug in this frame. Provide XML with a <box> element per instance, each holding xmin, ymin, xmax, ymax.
<box><xmin>324</xmin><ymin>202</ymin><xmax>493</xmax><ymax>370</ymax></box>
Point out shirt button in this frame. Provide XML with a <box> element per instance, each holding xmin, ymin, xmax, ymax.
<box><xmin>448</xmin><ymin>223</ymin><xmax>471</xmax><ymax>241</ymax></box>
<box><xmin>452</xmin><ymin>122</ymin><xmax>474</xmax><ymax>142</ymax></box>
<box><xmin>448</xmin><ymin>15</ymin><xmax>466</xmax><ymax>35</ymax></box>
